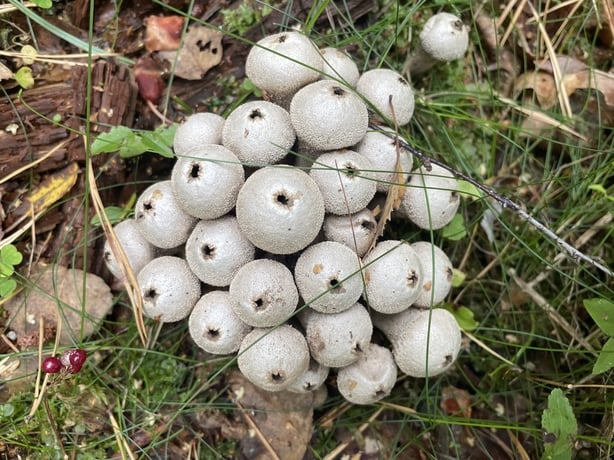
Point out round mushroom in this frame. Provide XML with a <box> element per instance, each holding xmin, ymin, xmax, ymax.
<box><xmin>171</xmin><ymin>144</ymin><xmax>245</xmax><ymax>220</ymax></box>
<box><xmin>372</xmin><ymin>308</ymin><xmax>461</xmax><ymax>377</ymax></box>
<box><xmin>222</xmin><ymin>100</ymin><xmax>296</xmax><ymax>165</ymax></box>
<box><xmin>173</xmin><ymin>112</ymin><xmax>225</xmax><ymax>154</ymax></box>
<box><xmin>235</xmin><ymin>166</ymin><xmax>325</xmax><ymax>254</ymax></box>
<box><xmin>229</xmin><ymin>259</ymin><xmax>299</xmax><ymax>328</ymax></box>
<box><xmin>290</xmin><ymin>80</ymin><xmax>369</xmax><ymax>151</ymax></box>
<box><xmin>322</xmin><ymin>208</ymin><xmax>377</xmax><ymax>257</ymax></box>
<box><xmin>237</xmin><ymin>325</ymin><xmax>310</xmax><ymax>392</ymax></box>
<box><xmin>294</xmin><ymin>241</ymin><xmax>364</xmax><ymax>314</ymax></box>
<box><xmin>356</xmin><ymin>68</ymin><xmax>415</xmax><ymax>126</ymax></box>
<box><xmin>185</xmin><ymin>216</ymin><xmax>255</xmax><ymax>287</ymax></box>
<box><xmin>287</xmin><ymin>359</ymin><xmax>330</xmax><ymax>394</ymax></box>
<box><xmin>319</xmin><ymin>47</ymin><xmax>360</xmax><ymax>86</ymax></box>
<box><xmin>137</xmin><ymin>256</ymin><xmax>201</xmax><ymax>322</ymax></box>
<box><xmin>336</xmin><ymin>343</ymin><xmax>397</xmax><ymax>404</ymax></box>
<box><xmin>103</xmin><ymin>219</ymin><xmax>156</xmax><ymax>279</ymax></box>
<box><xmin>398</xmin><ymin>163</ymin><xmax>460</xmax><ymax>230</ymax></box>
<box><xmin>410</xmin><ymin>241</ymin><xmax>454</xmax><ymax>308</ymax></box>
<box><xmin>188</xmin><ymin>290</ymin><xmax>252</xmax><ymax>355</ymax></box>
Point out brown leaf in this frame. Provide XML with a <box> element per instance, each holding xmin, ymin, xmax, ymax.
<box><xmin>144</xmin><ymin>15</ymin><xmax>185</xmax><ymax>52</ymax></box>
<box><xmin>5</xmin><ymin>263</ymin><xmax>113</xmax><ymax>345</ymax></box>
<box><xmin>158</xmin><ymin>25</ymin><xmax>223</xmax><ymax>80</ymax></box>
<box><xmin>514</xmin><ymin>71</ymin><xmax>557</xmax><ymax>109</ymax></box>
<box><xmin>563</xmin><ymin>69</ymin><xmax>614</xmax><ymax>107</ymax></box>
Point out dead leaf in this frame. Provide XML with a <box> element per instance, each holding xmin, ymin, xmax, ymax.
<box><xmin>514</xmin><ymin>71</ymin><xmax>557</xmax><ymax>109</ymax></box>
<box><xmin>563</xmin><ymin>69</ymin><xmax>614</xmax><ymax>107</ymax></box>
<box><xmin>134</xmin><ymin>56</ymin><xmax>165</xmax><ymax>103</ymax></box>
<box><xmin>158</xmin><ymin>25</ymin><xmax>223</xmax><ymax>80</ymax></box>
<box><xmin>5</xmin><ymin>263</ymin><xmax>113</xmax><ymax>345</ymax></box>
<box><xmin>0</xmin><ymin>61</ymin><xmax>14</xmax><ymax>81</ymax></box>
<box><xmin>144</xmin><ymin>15</ymin><xmax>185</xmax><ymax>52</ymax></box>
<box><xmin>535</xmin><ymin>55</ymin><xmax>587</xmax><ymax>76</ymax></box>
<box><xmin>440</xmin><ymin>385</ymin><xmax>472</xmax><ymax>418</ymax></box>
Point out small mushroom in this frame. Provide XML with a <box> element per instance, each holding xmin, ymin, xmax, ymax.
<box><xmin>245</xmin><ymin>31</ymin><xmax>322</xmax><ymax>104</ymax></box>
<box><xmin>287</xmin><ymin>359</ymin><xmax>330</xmax><ymax>394</ymax></box>
<box><xmin>294</xmin><ymin>241</ymin><xmax>364</xmax><ymax>314</ymax></box>
<box><xmin>398</xmin><ymin>163</ymin><xmax>460</xmax><ymax>230</ymax></box>
<box><xmin>298</xmin><ymin>303</ymin><xmax>373</xmax><ymax>368</ymax></box>
<box><xmin>410</xmin><ymin>241</ymin><xmax>454</xmax><ymax>308</ymax></box>
<box><xmin>171</xmin><ymin>144</ymin><xmax>245</xmax><ymax>220</ymax></box>
<box><xmin>185</xmin><ymin>216</ymin><xmax>255</xmax><ymax>287</ymax></box>
<box><xmin>336</xmin><ymin>343</ymin><xmax>397</xmax><ymax>405</ymax></box>
<box><xmin>134</xmin><ymin>180</ymin><xmax>198</xmax><ymax>249</ymax></box>
<box><xmin>404</xmin><ymin>12</ymin><xmax>469</xmax><ymax>77</ymax></box>
<box><xmin>235</xmin><ymin>166</ymin><xmax>325</xmax><ymax>254</ymax></box>
<box><xmin>222</xmin><ymin>100</ymin><xmax>296</xmax><ymax>165</ymax></box>
<box><xmin>103</xmin><ymin>219</ymin><xmax>156</xmax><ymax>279</ymax></box>
<box><xmin>322</xmin><ymin>208</ymin><xmax>377</xmax><ymax>257</ymax></box>
<box><xmin>362</xmin><ymin>240</ymin><xmax>423</xmax><ymax>314</ymax></box>
<box><xmin>356</xmin><ymin>69</ymin><xmax>414</xmax><ymax>126</ymax></box>
<box><xmin>229</xmin><ymin>259</ymin><xmax>298</xmax><ymax>328</ymax></box>
<box><xmin>372</xmin><ymin>308</ymin><xmax>461</xmax><ymax>377</ymax></box>
<box><xmin>309</xmin><ymin>149</ymin><xmax>377</xmax><ymax>215</ymax></box>
<box><xmin>319</xmin><ymin>47</ymin><xmax>360</xmax><ymax>86</ymax></box>
<box><xmin>188</xmin><ymin>290</ymin><xmax>252</xmax><ymax>355</ymax></box>
<box><xmin>137</xmin><ymin>256</ymin><xmax>201</xmax><ymax>323</ymax></box>
<box><xmin>237</xmin><ymin>325</ymin><xmax>310</xmax><ymax>392</ymax></box>
<box><xmin>290</xmin><ymin>80</ymin><xmax>368</xmax><ymax>151</ymax></box>
<box><xmin>173</xmin><ymin>112</ymin><xmax>225</xmax><ymax>154</ymax></box>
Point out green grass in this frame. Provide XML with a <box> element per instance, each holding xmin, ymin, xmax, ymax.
<box><xmin>1</xmin><ymin>0</ymin><xmax>613</xmax><ymax>458</ymax></box>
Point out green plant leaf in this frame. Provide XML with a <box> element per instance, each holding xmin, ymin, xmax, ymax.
<box><xmin>31</xmin><ymin>0</ymin><xmax>53</xmax><ymax>8</ymax></box>
<box><xmin>592</xmin><ymin>337</ymin><xmax>614</xmax><ymax>374</ymax></box>
<box><xmin>441</xmin><ymin>303</ymin><xmax>479</xmax><ymax>331</ymax></box>
<box><xmin>90</xmin><ymin>206</ymin><xmax>127</xmax><ymax>227</ymax></box>
<box><xmin>588</xmin><ymin>184</ymin><xmax>614</xmax><ymax>202</ymax></box>
<box><xmin>457</xmin><ymin>180</ymin><xmax>482</xmax><ymax>200</ymax></box>
<box><xmin>1</xmin><ymin>244</ymin><xmax>23</xmax><ymax>266</ymax></box>
<box><xmin>0</xmin><ymin>278</ymin><xmax>17</xmax><ymax>298</ymax></box>
<box><xmin>15</xmin><ymin>67</ymin><xmax>34</xmax><ymax>89</ymax></box>
<box><xmin>441</xmin><ymin>213</ymin><xmax>467</xmax><ymax>240</ymax></box>
<box><xmin>91</xmin><ymin>126</ymin><xmax>135</xmax><ymax>155</ymax></box>
<box><xmin>583</xmin><ymin>298</ymin><xmax>614</xmax><ymax>336</ymax></box>
<box><xmin>541</xmin><ymin>388</ymin><xmax>577</xmax><ymax>460</ymax></box>
<box><xmin>451</xmin><ymin>268</ymin><xmax>466</xmax><ymax>287</ymax></box>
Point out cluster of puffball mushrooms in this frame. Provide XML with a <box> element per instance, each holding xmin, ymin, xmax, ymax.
<box><xmin>104</xmin><ymin>13</ymin><xmax>469</xmax><ymax>404</ymax></box>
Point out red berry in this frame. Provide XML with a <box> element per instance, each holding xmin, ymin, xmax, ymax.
<box><xmin>42</xmin><ymin>356</ymin><xmax>62</xmax><ymax>374</ymax></box>
<box><xmin>60</xmin><ymin>348</ymin><xmax>88</xmax><ymax>374</ymax></box>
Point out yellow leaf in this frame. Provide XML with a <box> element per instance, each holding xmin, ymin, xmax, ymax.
<box><xmin>24</xmin><ymin>162</ymin><xmax>79</xmax><ymax>215</ymax></box>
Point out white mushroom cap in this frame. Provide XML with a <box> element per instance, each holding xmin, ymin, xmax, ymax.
<box><xmin>287</xmin><ymin>360</ymin><xmax>330</xmax><ymax>394</ymax></box>
<box><xmin>294</xmin><ymin>241</ymin><xmax>364</xmax><ymax>314</ymax></box>
<box><xmin>229</xmin><ymin>259</ymin><xmax>299</xmax><ymax>328</ymax></box>
<box><xmin>336</xmin><ymin>343</ymin><xmax>397</xmax><ymax>405</ymax></box>
<box><xmin>134</xmin><ymin>180</ymin><xmax>198</xmax><ymax>249</ymax></box>
<box><xmin>362</xmin><ymin>240</ymin><xmax>423</xmax><ymax>314</ymax></box>
<box><xmin>185</xmin><ymin>216</ymin><xmax>255</xmax><ymax>287</ymax></box>
<box><xmin>188</xmin><ymin>290</ymin><xmax>252</xmax><ymax>355</ymax></box>
<box><xmin>137</xmin><ymin>256</ymin><xmax>201</xmax><ymax>323</ymax></box>
<box><xmin>372</xmin><ymin>308</ymin><xmax>461</xmax><ymax>377</ymax></box>
<box><xmin>322</xmin><ymin>208</ymin><xmax>377</xmax><ymax>257</ymax></box>
<box><xmin>309</xmin><ymin>149</ymin><xmax>377</xmax><ymax>215</ymax></box>
<box><xmin>399</xmin><ymin>163</ymin><xmax>460</xmax><ymax>230</ymax></box>
<box><xmin>235</xmin><ymin>166</ymin><xmax>325</xmax><ymax>254</ymax></box>
<box><xmin>245</xmin><ymin>31</ymin><xmax>322</xmax><ymax>100</ymax></box>
<box><xmin>319</xmin><ymin>47</ymin><xmax>360</xmax><ymax>86</ymax></box>
<box><xmin>354</xmin><ymin>126</ymin><xmax>414</xmax><ymax>193</ymax></box>
<box><xmin>173</xmin><ymin>112</ymin><xmax>225</xmax><ymax>154</ymax></box>
<box><xmin>222</xmin><ymin>100</ymin><xmax>296</xmax><ymax>165</ymax></box>
<box><xmin>103</xmin><ymin>219</ymin><xmax>156</xmax><ymax>279</ymax></box>
<box><xmin>356</xmin><ymin>69</ymin><xmax>415</xmax><ymax>126</ymax></box>
<box><xmin>290</xmin><ymin>80</ymin><xmax>368</xmax><ymax>151</ymax></box>
<box><xmin>237</xmin><ymin>325</ymin><xmax>310</xmax><ymax>392</ymax></box>
<box><xmin>420</xmin><ymin>12</ymin><xmax>469</xmax><ymax>62</ymax></box>
<box><xmin>171</xmin><ymin>144</ymin><xmax>245</xmax><ymax>220</ymax></box>
<box><xmin>410</xmin><ymin>241</ymin><xmax>454</xmax><ymax>308</ymax></box>
<box><xmin>299</xmin><ymin>303</ymin><xmax>373</xmax><ymax>368</ymax></box>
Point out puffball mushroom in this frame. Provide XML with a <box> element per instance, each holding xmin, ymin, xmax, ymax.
<box><xmin>356</xmin><ymin>69</ymin><xmax>415</xmax><ymax>126</ymax></box>
<box><xmin>229</xmin><ymin>259</ymin><xmax>299</xmax><ymax>328</ymax></box>
<box><xmin>287</xmin><ymin>360</ymin><xmax>330</xmax><ymax>393</ymax></box>
<box><xmin>173</xmin><ymin>112</ymin><xmax>225</xmax><ymax>154</ymax></box>
<box><xmin>404</xmin><ymin>12</ymin><xmax>469</xmax><ymax>77</ymax></box>
<box><xmin>362</xmin><ymin>240</ymin><xmax>423</xmax><ymax>314</ymax></box>
<box><xmin>411</xmin><ymin>241</ymin><xmax>454</xmax><ymax>308</ymax></box>
<box><xmin>336</xmin><ymin>343</ymin><xmax>397</xmax><ymax>405</ymax></box>
<box><xmin>319</xmin><ymin>47</ymin><xmax>360</xmax><ymax>86</ymax></box>
<box><xmin>188</xmin><ymin>290</ymin><xmax>252</xmax><ymax>355</ymax></box>
<box><xmin>354</xmin><ymin>126</ymin><xmax>414</xmax><ymax>193</ymax></box>
<box><xmin>137</xmin><ymin>256</ymin><xmax>201</xmax><ymax>322</ymax></box>
<box><xmin>135</xmin><ymin>180</ymin><xmax>198</xmax><ymax>249</ymax></box>
<box><xmin>103</xmin><ymin>219</ymin><xmax>156</xmax><ymax>279</ymax></box>
<box><xmin>235</xmin><ymin>166</ymin><xmax>325</xmax><ymax>254</ymax></box>
<box><xmin>290</xmin><ymin>80</ymin><xmax>369</xmax><ymax>151</ymax></box>
<box><xmin>237</xmin><ymin>325</ymin><xmax>310</xmax><ymax>392</ymax></box>
<box><xmin>322</xmin><ymin>208</ymin><xmax>377</xmax><ymax>257</ymax></box>
<box><xmin>399</xmin><ymin>163</ymin><xmax>460</xmax><ymax>230</ymax></box>
<box><xmin>185</xmin><ymin>216</ymin><xmax>255</xmax><ymax>287</ymax></box>
<box><xmin>171</xmin><ymin>144</ymin><xmax>245</xmax><ymax>220</ymax></box>
<box><xmin>222</xmin><ymin>100</ymin><xmax>296</xmax><ymax>165</ymax></box>
<box><xmin>245</xmin><ymin>31</ymin><xmax>322</xmax><ymax>103</ymax></box>
<box><xmin>294</xmin><ymin>241</ymin><xmax>364</xmax><ymax>314</ymax></box>
<box><xmin>309</xmin><ymin>149</ymin><xmax>377</xmax><ymax>215</ymax></box>
<box><xmin>299</xmin><ymin>303</ymin><xmax>373</xmax><ymax>368</ymax></box>
<box><xmin>372</xmin><ymin>308</ymin><xmax>461</xmax><ymax>377</ymax></box>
